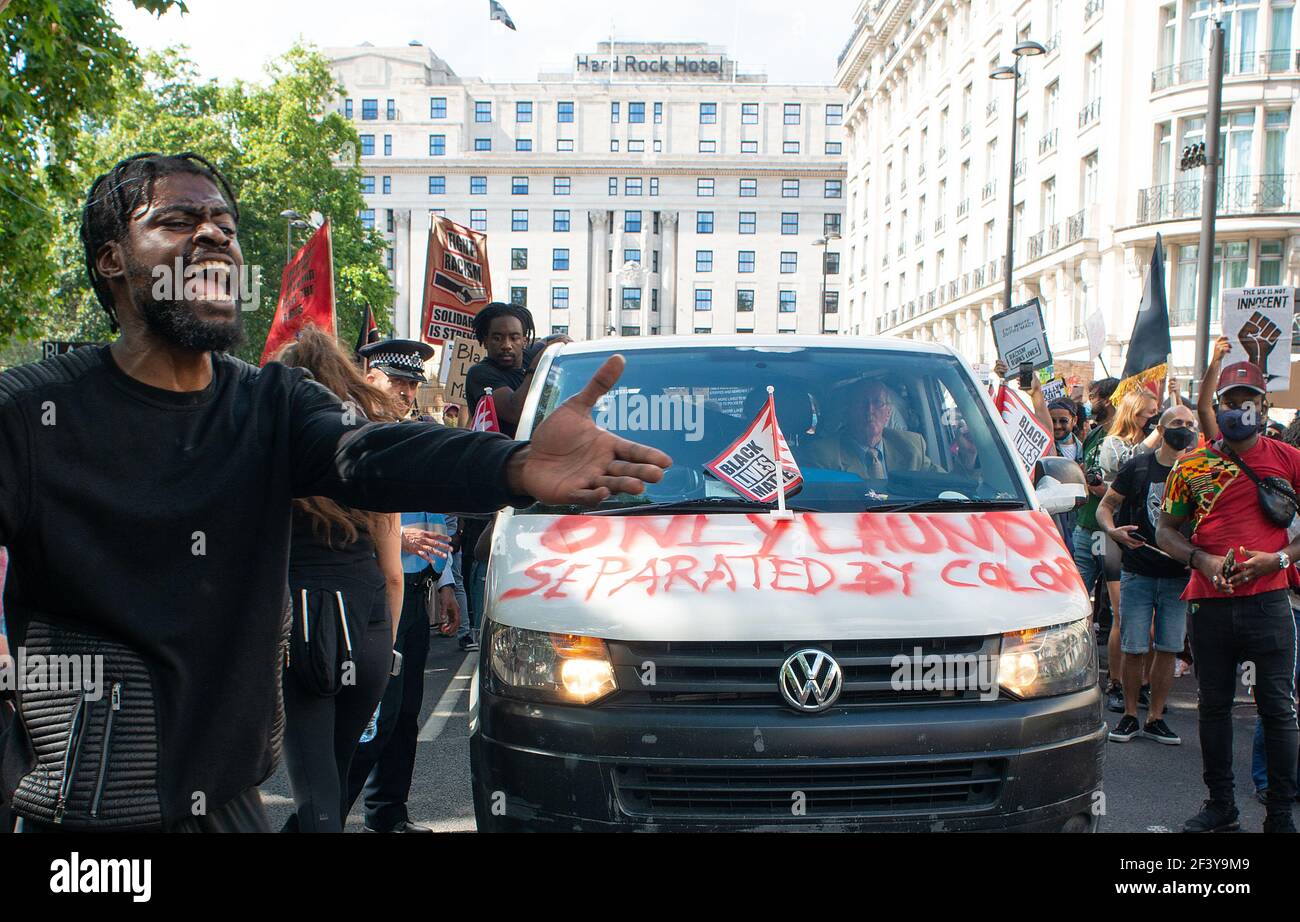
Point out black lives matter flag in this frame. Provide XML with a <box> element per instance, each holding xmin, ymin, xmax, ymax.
<box><xmin>705</xmin><ymin>392</ymin><xmax>803</xmax><ymax>504</ymax></box>
<box><xmin>420</xmin><ymin>215</ymin><xmax>492</xmax><ymax>344</ymax></box>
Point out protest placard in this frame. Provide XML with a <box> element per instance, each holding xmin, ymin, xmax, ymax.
<box><xmin>1221</xmin><ymin>286</ymin><xmax>1295</xmax><ymax>391</ymax></box>
<box><xmin>990</xmin><ymin>298</ymin><xmax>1052</xmax><ymax>372</ymax></box>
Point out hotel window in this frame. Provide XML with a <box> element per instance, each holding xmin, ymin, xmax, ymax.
<box><xmin>779</xmin><ymin>290</ymin><xmax>797</xmax><ymax>312</ymax></box>
<box><xmin>610</xmin><ymin>140</ymin><xmax>620</xmax><ymax>152</ymax></box>
<box><xmin>609</xmin><ymin>177</ymin><xmax>618</xmax><ymax>195</ymax></box>
<box><xmin>652</xmin><ymin>251</ymin><xmax>660</xmax><ymax>272</ymax></box>
<box><xmin>696</xmin><ymin>250</ymin><xmax>713</xmax><ymax>272</ymax></box>
<box><xmin>738</xmin><ymin>250</ymin><xmax>755</xmax><ymax>273</ymax></box>
<box><xmin>554</xmin><ymin>176</ymin><xmax>571</xmax><ymax>195</ymax></box>
<box><xmin>557</xmin><ymin>138</ymin><xmax>574</xmax><ymax>151</ymax></box>
<box><xmin>553</xmin><ymin>209</ymin><xmax>570</xmax><ymax>232</ymax></box>
<box><xmin>383</xmin><ymin>134</ymin><xmax>392</xmax><ymax>156</ymax></box>
<box><xmin>654</xmin><ymin>101</ymin><xmax>663</xmax><ymax>123</ymax></box>
<box><xmin>471</xmin><ymin>176</ymin><xmax>487</xmax><ymax>194</ymax></box>
<box><xmin>625</xmin><ymin>211</ymin><xmax>642</xmax><ymax>233</ymax></box>
<box><xmin>739</xmin><ymin>178</ymin><xmax>757</xmax><ymax>196</ymax></box>
<box><xmin>622</xmin><ymin>326</ymin><xmax>642</xmax><ymax>336</ymax></box>
<box><xmin>344</xmin><ymin>98</ymin><xmax>353</xmax><ymax>118</ymax></box>
<box><xmin>825</xmin><ymin>141</ymin><xmax>843</xmax><ymax>155</ymax></box>
<box><xmin>824</xmin><ymin>251</ymin><xmax>841</xmax><ymax>274</ymax></box>
<box><xmin>553</xmin><ymin>248</ymin><xmax>570</xmax><ymax>270</ymax></box>
<box><xmin>826</xmin><ymin>103</ymin><xmax>843</xmax><ymax>125</ymax></box>
<box><xmin>825</xmin><ymin>179</ymin><xmax>843</xmax><ymax>198</ymax></box>
<box><xmin>626</xmin><ymin>177</ymin><xmax>643</xmax><ymax>195</ymax></box>
<box><xmin>741</xmin><ymin>102</ymin><xmax>759</xmax><ymax>124</ymax></box>
<box><xmin>782</xmin><ymin>179</ymin><xmax>800</xmax><ymax>197</ymax></box>
<box><xmin>739</xmin><ymin>211</ymin><xmax>756</xmax><ymax>234</ymax></box>
<box><xmin>699</xmin><ymin>102</ymin><xmax>717</xmax><ymax>124</ymax></box>
<box><xmin>780</xmin><ymin>252</ymin><xmax>798</xmax><ymax>273</ymax></box>
<box><xmin>783</xmin><ymin>141</ymin><xmax>800</xmax><ymax>154</ymax></box>
<box><xmin>654</xmin><ymin>139</ymin><xmax>663</xmax><ymax>152</ymax></box>
<box><xmin>741</xmin><ymin>140</ymin><xmax>758</xmax><ymax>153</ymax></box>
<box><xmin>1082</xmin><ymin>151</ymin><xmax>1099</xmax><ymax>205</ymax></box>
<box><xmin>510</xmin><ymin>286</ymin><xmax>527</xmax><ymax>306</ymax></box>
<box><xmin>511</xmin><ymin>209</ymin><xmax>528</xmax><ymax>231</ymax></box>
<box><xmin>623</xmin><ymin>248</ymin><xmax>641</xmax><ymax>264</ymax></box>
<box><xmin>623</xmin><ymin>288</ymin><xmax>642</xmax><ymax>309</ymax></box>
<box><xmin>470</xmin><ymin>209</ymin><xmax>487</xmax><ymax>231</ymax></box>
<box><xmin>511</xmin><ymin>248</ymin><xmax>528</xmax><ymax>270</ymax></box>
<box><xmin>430</xmin><ymin>96</ymin><xmax>447</xmax><ymax>119</ymax></box>
<box><xmin>386</xmin><ymin>98</ymin><xmax>396</xmax><ymax>119</ymax></box>
<box><xmin>552</xmin><ymin>287</ymin><xmax>570</xmax><ymax>309</ymax></box>
<box><xmin>429</xmin><ymin>176</ymin><xmax>446</xmax><ymax>195</ymax></box>
<box><xmin>512</xmin><ymin>176</ymin><xmax>529</xmax><ymax>195</ymax></box>
<box><xmin>360</xmin><ymin>209</ymin><xmax>375</xmax><ymax>229</ymax></box>
<box><xmin>697</xmin><ymin>178</ymin><xmax>715</xmax><ymax>197</ymax></box>
<box><xmin>824</xmin><ymin>213</ymin><xmax>841</xmax><ymax>235</ymax></box>
<box><xmin>385</xmin><ymin>248</ymin><xmax>393</xmax><ymax>269</ymax></box>
<box><xmin>737</xmin><ymin>289</ymin><xmax>755</xmax><ymax>311</ymax></box>
<box><xmin>649</xmin><ymin>177</ymin><xmax>659</xmax><ymax>196</ymax></box>
<box><xmin>695</xmin><ymin>289</ymin><xmax>713</xmax><ymax>311</ymax></box>
<box><xmin>360</xmin><ymin>175</ymin><xmax>376</xmax><ymax>194</ymax></box>
<box><xmin>516</xmin><ymin>101</ymin><xmax>533</xmax><ymax>123</ymax></box>
<box><xmin>696</xmin><ymin>211</ymin><xmax>715</xmax><ymax>233</ymax></box>
<box><xmin>784</xmin><ymin>102</ymin><xmax>801</xmax><ymax>125</ymax></box>
<box><xmin>359</xmin><ymin>135</ymin><xmax>375</xmax><ymax>156</ymax></box>
<box><xmin>475</xmin><ymin>101</ymin><xmax>492</xmax><ymax>122</ymax></box>
<box><xmin>611</xmin><ymin>102</ymin><xmax>620</xmax><ymax>123</ymax></box>
<box><xmin>515</xmin><ymin>138</ymin><xmax>533</xmax><ymax>152</ymax></box>
<box><xmin>629</xmin><ymin>101</ymin><xmax>645</xmax><ymax>123</ymax></box>
<box><xmin>781</xmin><ymin>212</ymin><xmax>799</xmax><ymax>234</ymax></box>
<box><xmin>474</xmin><ymin>138</ymin><xmax>491</xmax><ymax>151</ymax></box>
<box><xmin>628</xmin><ymin>139</ymin><xmax>645</xmax><ymax>152</ymax></box>
<box><xmin>557</xmin><ymin>100</ymin><xmax>574</xmax><ymax>122</ymax></box>
<box><xmin>699</xmin><ymin>140</ymin><xmax>717</xmax><ymax>153</ymax></box>
<box><xmin>823</xmin><ymin>291</ymin><xmax>840</xmax><ymax>313</ymax></box>
<box><xmin>382</xmin><ymin>175</ymin><xmax>391</xmax><ymax>194</ymax></box>
<box><xmin>362</xmin><ymin>98</ymin><xmax>378</xmax><ymax>120</ymax></box>
<box><xmin>429</xmin><ymin>135</ymin><xmax>446</xmax><ymax>156</ymax></box>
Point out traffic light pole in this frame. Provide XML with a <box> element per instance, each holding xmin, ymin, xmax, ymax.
<box><xmin>1193</xmin><ymin>21</ymin><xmax>1225</xmax><ymax>383</ymax></box>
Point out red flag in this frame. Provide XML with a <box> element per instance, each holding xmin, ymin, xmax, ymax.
<box><xmin>471</xmin><ymin>390</ymin><xmax>501</xmax><ymax>433</ymax></box>
<box><xmin>261</xmin><ymin>221</ymin><xmax>335</xmax><ymax>365</ymax></box>
<box><xmin>705</xmin><ymin>394</ymin><xmax>802</xmax><ymax>503</ymax></box>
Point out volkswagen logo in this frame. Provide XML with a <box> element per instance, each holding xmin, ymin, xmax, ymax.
<box><xmin>778</xmin><ymin>648</ymin><xmax>843</xmax><ymax>713</ymax></box>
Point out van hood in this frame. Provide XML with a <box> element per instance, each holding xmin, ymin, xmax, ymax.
<box><xmin>487</xmin><ymin>510</ymin><xmax>1088</xmax><ymax>641</ymax></box>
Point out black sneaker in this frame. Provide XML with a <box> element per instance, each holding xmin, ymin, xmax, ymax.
<box><xmin>1141</xmin><ymin>718</ymin><xmax>1181</xmax><ymax>745</ymax></box>
<box><xmin>1183</xmin><ymin>800</ymin><xmax>1240</xmax><ymax>833</ymax></box>
<box><xmin>1256</xmin><ymin>788</ymin><xmax>1270</xmax><ymax>806</ymax></box>
<box><xmin>1106</xmin><ymin>683</ymin><xmax>1125</xmax><ymax>713</ymax></box>
<box><xmin>1263</xmin><ymin>815</ymin><xmax>1297</xmax><ymax>833</ymax></box>
<box><xmin>1109</xmin><ymin>714</ymin><xmax>1141</xmax><ymax>742</ymax></box>
<box><xmin>1138</xmin><ymin>684</ymin><xmax>1152</xmax><ymax>709</ymax></box>
<box><xmin>458</xmin><ymin>637</ymin><xmax>479</xmax><ymax>652</ymax></box>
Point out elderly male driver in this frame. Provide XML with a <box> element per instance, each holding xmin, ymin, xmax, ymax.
<box><xmin>807</xmin><ymin>378</ymin><xmax>934</xmax><ymax>479</ymax></box>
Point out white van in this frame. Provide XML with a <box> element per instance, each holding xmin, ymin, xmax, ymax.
<box><xmin>469</xmin><ymin>336</ymin><xmax>1102</xmax><ymax>832</ymax></box>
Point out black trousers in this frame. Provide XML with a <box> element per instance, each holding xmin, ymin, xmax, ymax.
<box><xmin>345</xmin><ymin>570</ymin><xmax>432</xmax><ymax>831</ymax></box>
<box><xmin>1191</xmin><ymin>589</ymin><xmax>1299</xmax><ymax>817</ymax></box>
<box><xmin>280</xmin><ymin>569</ymin><xmax>392</xmax><ymax>833</ymax></box>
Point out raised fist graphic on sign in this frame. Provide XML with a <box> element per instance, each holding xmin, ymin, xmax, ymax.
<box><xmin>1238</xmin><ymin>310</ymin><xmax>1282</xmax><ymax>375</ymax></box>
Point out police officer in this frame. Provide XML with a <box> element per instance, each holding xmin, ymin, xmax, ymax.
<box><xmin>358</xmin><ymin>338</ymin><xmax>435</xmax><ymax>418</ymax></box>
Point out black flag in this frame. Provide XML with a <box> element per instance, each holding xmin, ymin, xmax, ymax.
<box><xmin>489</xmin><ymin>0</ymin><xmax>516</xmax><ymax>30</ymax></box>
<box><xmin>1115</xmin><ymin>234</ymin><xmax>1172</xmax><ymax>403</ymax></box>
<box><xmin>354</xmin><ymin>304</ymin><xmax>379</xmax><ymax>359</ymax></box>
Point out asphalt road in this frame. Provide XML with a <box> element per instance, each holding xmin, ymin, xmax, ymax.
<box><xmin>260</xmin><ymin>632</ymin><xmax>1277</xmax><ymax>834</ymax></box>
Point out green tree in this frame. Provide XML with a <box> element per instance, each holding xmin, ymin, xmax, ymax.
<box><xmin>0</xmin><ymin>0</ymin><xmax>187</xmax><ymax>345</ymax></box>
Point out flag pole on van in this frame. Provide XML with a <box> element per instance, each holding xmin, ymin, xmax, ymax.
<box><xmin>767</xmin><ymin>386</ymin><xmax>794</xmax><ymax>520</ymax></box>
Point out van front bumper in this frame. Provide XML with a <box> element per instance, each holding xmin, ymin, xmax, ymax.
<box><xmin>471</xmin><ymin>683</ymin><xmax>1106</xmax><ymax>832</ymax></box>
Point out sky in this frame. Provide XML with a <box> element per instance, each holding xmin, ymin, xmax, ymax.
<box><xmin>113</xmin><ymin>0</ymin><xmax>859</xmax><ymax>87</ymax></box>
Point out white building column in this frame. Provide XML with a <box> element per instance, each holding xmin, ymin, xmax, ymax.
<box><xmin>661</xmin><ymin>211</ymin><xmax>680</xmax><ymax>335</ymax></box>
<box><xmin>586</xmin><ymin>210</ymin><xmax>609</xmax><ymax>339</ymax></box>
<box><xmin>394</xmin><ymin>208</ymin><xmax>412</xmax><ymax>338</ymax></box>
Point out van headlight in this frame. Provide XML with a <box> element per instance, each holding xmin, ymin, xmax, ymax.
<box><xmin>997</xmin><ymin>619</ymin><xmax>1095</xmax><ymax>699</ymax></box>
<box><xmin>488</xmin><ymin>623</ymin><xmax>617</xmax><ymax>704</ymax></box>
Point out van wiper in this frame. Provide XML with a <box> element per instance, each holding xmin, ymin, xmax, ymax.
<box><xmin>589</xmin><ymin>497</ymin><xmax>818</xmax><ymax>516</ymax></box>
<box><xmin>863</xmin><ymin>497</ymin><xmax>1027</xmax><ymax>513</ymax></box>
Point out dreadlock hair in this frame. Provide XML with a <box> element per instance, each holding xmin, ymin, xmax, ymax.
<box><xmin>472</xmin><ymin>301</ymin><xmax>535</xmax><ymax>346</ymax></box>
<box><xmin>79</xmin><ymin>152</ymin><xmax>240</xmax><ymax>332</ymax></box>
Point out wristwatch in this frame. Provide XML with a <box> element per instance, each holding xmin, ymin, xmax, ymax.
<box><xmin>1278</xmin><ymin>551</ymin><xmax>1291</xmax><ymax>571</ymax></box>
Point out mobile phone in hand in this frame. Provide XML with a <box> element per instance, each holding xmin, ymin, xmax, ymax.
<box><xmin>1221</xmin><ymin>547</ymin><xmax>1237</xmax><ymax>581</ymax></box>
<box><xmin>1018</xmin><ymin>361</ymin><xmax>1033</xmax><ymax>389</ymax></box>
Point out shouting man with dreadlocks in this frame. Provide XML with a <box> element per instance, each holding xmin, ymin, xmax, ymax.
<box><xmin>465</xmin><ymin>302</ymin><xmax>569</xmax><ymax>439</ymax></box>
<box><xmin>0</xmin><ymin>153</ymin><xmax>670</xmax><ymax>832</ymax></box>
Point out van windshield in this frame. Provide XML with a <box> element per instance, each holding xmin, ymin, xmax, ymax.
<box><xmin>522</xmin><ymin>344</ymin><xmax>1029</xmax><ymax>514</ymax></box>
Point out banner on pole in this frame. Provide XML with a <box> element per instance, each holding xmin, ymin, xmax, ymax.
<box><xmin>704</xmin><ymin>396</ymin><xmax>802</xmax><ymax>503</ymax></box>
<box><xmin>420</xmin><ymin>215</ymin><xmax>492</xmax><ymax>344</ymax></box>
<box><xmin>261</xmin><ymin>221</ymin><xmax>335</xmax><ymax>365</ymax></box>
<box><xmin>994</xmin><ymin>384</ymin><xmax>1052</xmax><ymax>470</ymax></box>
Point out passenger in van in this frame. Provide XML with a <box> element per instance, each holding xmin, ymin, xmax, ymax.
<box><xmin>806</xmin><ymin>378</ymin><xmax>935</xmax><ymax>479</ymax></box>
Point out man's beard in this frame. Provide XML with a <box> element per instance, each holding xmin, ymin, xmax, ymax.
<box><xmin>125</xmin><ymin>254</ymin><xmax>246</xmax><ymax>353</ymax></box>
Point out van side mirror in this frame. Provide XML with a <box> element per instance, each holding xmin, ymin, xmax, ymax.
<box><xmin>1033</xmin><ymin>456</ymin><xmax>1087</xmax><ymax>515</ymax></box>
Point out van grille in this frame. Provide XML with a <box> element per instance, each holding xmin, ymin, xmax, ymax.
<box><xmin>606</xmin><ymin>637</ymin><xmax>1000</xmax><ymax>707</ymax></box>
<box><xmin>611</xmin><ymin>758</ymin><xmax>1005</xmax><ymax>820</ymax></box>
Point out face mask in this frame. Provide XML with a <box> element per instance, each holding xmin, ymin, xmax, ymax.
<box><xmin>1162</xmin><ymin>426</ymin><xmax>1197</xmax><ymax>451</ymax></box>
<box><xmin>1143</xmin><ymin>417</ymin><xmax>1158</xmax><ymax>436</ymax></box>
<box><xmin>1216</xmin><ymin>407</ymin><xmax>1262</xmax><ymax>442</ymax></box>
<box><xmin>1082</xmin><ymin>404</ymin><xmax>1093</xmax><ymax>420</ymax></box>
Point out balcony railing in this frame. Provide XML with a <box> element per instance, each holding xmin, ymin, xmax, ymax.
<box><xmin>914</xmin><ymin>230</ymin><xmax>924</xmax><ymax>246</ymax></box>
<box><xmin>957</xmin><ymin>197</ymin><xmax>970</xmax><ymax>218</ymax></box>
<box><xmin>1084</xmin><ymin>0</ymin><xmax>1103</xmax><ymax>22</ymax></box>
<box><xmin>937</xmin><ymin>144</ymin><xmax>947</xmax><ymax>162</ymax></box>
<box><xmin>1013</xmin><ymin>159</ymin><xmax>1027</xmax><ymax>182</ymax></box>
<box><xmin>1078</xmin><ymin>98</ymin><xmax>1101</xmax><ymax>129</ymax></box>
<box><xmin>1066</xmin><ymin>208</ymin><xmax>1089</xmax><ymax>243</ymax></box>
<box><xmin>918</xmin><ymin>163</ymin><xmax>926</xmax><ymax>180</ymax></box>
<box><xmin>1044</xmin><ymin>32</ymin><xmax>1060</xmax><ymax>55</ymax></box>
<box><xmin>1048</xmin><ymin>223</ymin><xmax>1061</xmax><ymax>250</ymax></box>
<box><xmin>960</xmin><ymin>122</ymin><xmax>972</xmax><ymax>141</ymax></box>
<box><xmin>1038</xmin><ymin>128</ymin><xmax>1058</xmax><ymax>156</ymax></box>
<box><xmin>1027</xmin><ymin>230</ymin><xmax>1045</xmax><ymax>261</ymax></box>
<box><xmin>1136</xmin><ymin>173</ymin><xmax>1296</xmax><ymax>224</ymax></box>
<box><xmin>986</xmin><ymin>99</ymin><xmax>999</xmax><ymax>121</ymax></box>
<box><xmin>981</xmin><ymin>180</ymin><xmax>997</xmax><ymax>201</ymax></box>
<box><xmin>934</xmin><ymin>215</ymin><xmax>945</xmax><ymax>234</ymax></box>
<box><xmin>1152</xmin><ymin>50</ymin><xmax>1300</xmax><ymax>91</ymax></box>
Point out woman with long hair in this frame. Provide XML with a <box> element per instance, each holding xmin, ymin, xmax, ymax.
<box><xmin>1097</xmin><ymin>386</ymin><xmax>1162</xmax><ymax>713</ymax></box>
<box><xmin>273</xmin><ymin>327</ymin><xmax>411</xmax><ymax>832</ymax></box>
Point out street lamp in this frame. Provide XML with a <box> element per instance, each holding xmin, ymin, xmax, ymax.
<box><xmin>279</xmin><ymin>209</ymin><xmax>309</xmax><ymax>263</ymax></box>
<box><xmin>989</xmin><ymin>39</ymin><xmax>1046</xmax><ymax>314</ymax></box>
<box><xmin>813</xmin><ymin>233</ymin><xmax>841</xmax><ymax>331</ymax></box>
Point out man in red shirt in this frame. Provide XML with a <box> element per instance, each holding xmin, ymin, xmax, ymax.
<box><xmin>1157</xmin><ymin>361</ymin><xmax>1299</xmax><ymax>834</ymax></box>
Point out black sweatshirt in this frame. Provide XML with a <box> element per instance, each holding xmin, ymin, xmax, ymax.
<box><xmin>0</xmin><ymin>345</ymin><xmax>527</xmax><ymax>824</ymax></box>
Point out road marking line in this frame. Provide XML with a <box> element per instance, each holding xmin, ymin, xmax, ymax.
<box><xmin>418</xmin><ymin>652</ymin><xmax>475</xmax><ymax>742</ymax></box>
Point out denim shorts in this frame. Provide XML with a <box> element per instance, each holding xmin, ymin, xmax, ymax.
<box><xmin>1119</xmin><ymin>571</ymin><xmax>1189</xmax><ymax>654</ymax></box>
